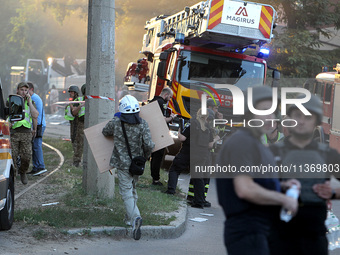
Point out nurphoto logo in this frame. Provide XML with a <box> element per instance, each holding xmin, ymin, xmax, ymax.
<box><xmin>201</xmin><ymin>86</ymin><xmax>312</xmax><ymax>128</ymax></box>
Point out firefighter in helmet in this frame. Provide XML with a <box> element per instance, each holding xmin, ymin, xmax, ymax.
<box><xmin>64</xmin><ymin>85</ymin><xmax>85</xmax><ymax>167</ymax></box>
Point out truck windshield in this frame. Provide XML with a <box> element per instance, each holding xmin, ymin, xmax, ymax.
<box><xmin>176</xmin><ymin>50</ymin><xmax>265</xmax><ymax>90</ymax></box>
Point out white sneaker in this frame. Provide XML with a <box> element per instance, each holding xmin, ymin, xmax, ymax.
<box><xmin>33</xmin><ymin>169</ymin><xmax>47</xmax><ymax>176</ymax></box>
<box><xmin>125</xmin><ymin>219</ymin><xmax>132</xmax><ymax>226</ymax></box>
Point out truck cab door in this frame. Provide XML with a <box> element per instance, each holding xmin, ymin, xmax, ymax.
<box><xmin>152</xmin><ymin>50</ymin><xmax>177</xmax><ymax>97</ymax></box>
<box><xmin>26</xmin><ymin>59</ymin><xmax>47</xmax><ymax>95</ymax></box>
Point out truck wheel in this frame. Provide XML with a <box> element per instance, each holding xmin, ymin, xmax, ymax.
<box><xmin>0</xmin><ymin>175</ymin><xmax>14</xmax><ymax>230</ymax></box>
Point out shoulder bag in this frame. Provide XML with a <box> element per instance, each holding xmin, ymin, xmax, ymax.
<box><xmin>121</xmin><ymin>121</ymin><xmax>146</xmax><ymax>176</ymax></box>
<box><xmin>36</xmin><ymin>108</ymin><xmax>44</xmax><ymax>138</ymax></box>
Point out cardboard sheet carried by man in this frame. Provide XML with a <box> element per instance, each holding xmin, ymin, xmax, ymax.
<box><xmin>84</xmin><ymin>101</ymin><xmax>174</xmax><ymax>173</ymax></box>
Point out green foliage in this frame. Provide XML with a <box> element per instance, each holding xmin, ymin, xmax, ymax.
<box><xmin>268</xmin><ymin>30</ymin><xmax>329</xmax><ymax>77</ymax></box>
<box><xmin>0</xmin><ymin>0</ymin><xmax>87</xmax><ymax>82</ymax></box>
<box><xmin>41</xmin><ymin>0</ymin><xmax>88</xmax><ymax>24</ymax></box>
<box><xmin>253</xmin><ymin>0</ymin><xmax>340</xmax><ymax>78</ymax></box>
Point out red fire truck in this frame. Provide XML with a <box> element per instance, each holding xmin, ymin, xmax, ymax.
<box><xmin>125</xmin><ymin>0</ymin><xmax>279</xmax><ymax>122</ymax></box>
<box><xmin>305</xmin><ymin>64</ymin><xmax>340</xmax><ymax>153</ymax></box>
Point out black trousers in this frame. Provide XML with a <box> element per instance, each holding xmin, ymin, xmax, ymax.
<box><xmin>269</xmin><ymin>224</ymin><xmax>328</xmax><ymax>255</ymax></box>
<box><xmin>167</xmin><ymin>152</ymin><xmax>190</xmax><ymax>193</ymax></box>
<box><xmin>191</xmin><ymin>178</ymin><xmax>206</xmax><ymax>206</ymax></box>
<box><xmin>269</xmin><ymin>206</ymin><xmax>328</xmax><ymax>255</ymax></box>
<box><xmin>150</xmin><ymin>148</ymin><xmax>165</xmax><ymax>181</ymax></box>
<box><xmin>226</xmin><ymin>233</ymin><xmax>270</xmax><ymax>255</ymax></box>
<box><xmin>187</xmin><ymin>178</ymin><xmax>210</xmax><ymax>201</ymax></box>
<box><xmin>269</xmin><ymin>232</ymin><xmax>328</xmax><ymax>255</ymax></box>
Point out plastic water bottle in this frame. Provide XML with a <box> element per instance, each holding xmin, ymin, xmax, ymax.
<box><xmin>280</xmin><ymin>185</ymin><xmax>299</xmax><ymax>222</ymax></box>
<box><xmin>325</xmin><ymin>211</ymin><xmax>340</xmax><ymax>230</ymax></box>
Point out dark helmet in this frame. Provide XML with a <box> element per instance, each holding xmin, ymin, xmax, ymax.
<box><xmin>287</xmin><ymin>94</ymin><xmax>322</xmax><ymax>125</ymax></box>
<box><xmin>207</xmin><ymin>108</ymin><xmax>215</xmax><ymax>121</ymax></box>
<box><xmin>207</xmin><ymin>98</ymin><xmax>220</xmax><ymax>107</ymax></box>
<box><xmin>68</xmin><ymin>85</ymin><xmax>79</xmax><ymax>94</ymax></box>
<box><xmin>244</xmin><ymin>86</ymin><xmax>275</xmax><ymax>114</ymax></box>
<box><xmin>81</xmin><ymin>84</ymin><xmax>86</xmax><ymax>95</ymax></box>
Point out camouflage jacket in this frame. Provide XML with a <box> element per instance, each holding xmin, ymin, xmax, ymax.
<box><xmin>102</xmin><ymin>117</ymin><xmax>155</xmax><ymax>170</ymax></box>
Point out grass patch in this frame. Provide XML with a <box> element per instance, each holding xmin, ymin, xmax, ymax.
<box><xmin>33</xmin><ymin>229</ymin><xmax>48</xmax><ymax>240</ymax></box>
<box><xmin>15</xmin><ymin>137</ymin><xmax>183</xmax><ymax>230</ymax></box>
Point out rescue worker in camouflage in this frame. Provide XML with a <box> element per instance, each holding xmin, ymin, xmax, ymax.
<box><xmin>10</xmin><ymin>82</ymin><xmax>39</xmax><ymax>185</ymax></box>
<box><xmin>102</xmin><ymin>95</ymin><xmax>154</xmax><ymax>241</ymax></box>
<box><xmin>64</xmin><ymin>85</ymin><xmax>85</xmax><ymax>167</ymax></box>
<box><xmin>71</xmin><ymin>84</ymin><xmax>86</xmax><ymax>166</ymax></box>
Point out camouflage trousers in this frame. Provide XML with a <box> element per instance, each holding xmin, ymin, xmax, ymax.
<box><xmin>71</xmin><ymin>120</ymin><xmax>84</xmax><ymax>165</ymax></box>
<box><xmin>10</xmin><ymin>132</ymin><xmax>32</xmax><ymax>175</ymax></box>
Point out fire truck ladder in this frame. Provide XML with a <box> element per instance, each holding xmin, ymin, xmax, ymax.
<box><xmin>157</xmin><ymin>1</ymin><xmax>209</xmax><ymax>44</ymax></box>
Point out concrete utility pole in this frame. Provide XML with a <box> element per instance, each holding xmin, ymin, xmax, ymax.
<box><xmin>83</xmin><ymin>0</ymin><xmax>115</xmax><ymax>198</ymax></box>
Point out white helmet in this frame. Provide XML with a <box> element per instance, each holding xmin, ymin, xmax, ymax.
<box><xmin>119</xmin><ymin>95</ymin><xmax>140</xmax><ymax>114</ymax></box>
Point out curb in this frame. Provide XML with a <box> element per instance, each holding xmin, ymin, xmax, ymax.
<box><xmin>66</xmin><ymin>201</ymin><xmax>188</xmax><ymax>239</ymax></box>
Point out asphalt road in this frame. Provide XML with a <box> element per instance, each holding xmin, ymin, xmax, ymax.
<box><xmin>44</xmin><ymin>111</ymin><xmax>71</xmax><ymax>139</ymax></box>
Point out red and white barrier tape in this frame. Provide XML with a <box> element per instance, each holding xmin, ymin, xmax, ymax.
<box><xmin>54</xmin><ymin>95</ymin><xmax>115</xmax><ymax>106</ymax></box>
<box><xmin>85</xmin><ymin>95</ymin><xmax>115</xmax><ymax>101</ymax></box>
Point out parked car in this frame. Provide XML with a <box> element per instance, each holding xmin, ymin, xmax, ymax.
<box><xmin>0</xmin><ymin>79</ymin><xmax>24</xmax><ymax>230</ymax></box>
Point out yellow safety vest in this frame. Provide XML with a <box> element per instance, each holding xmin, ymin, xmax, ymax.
<box><xmin>76</xmin><ymin>97</ymin><xmax>85</xmax><ymax>117</ymax></box>
<box><xmin>65</xmin><ymin>97</ymin><xmax>85</xmax><ymax>120</ymax></box>
<box><xmin>64</xmin><ymin>103</ymin><xmax>74</xmax><ymax>121</ymax></box>
<box><xmin>261</xmin><ymin>132</ymin><xmax>284</xmax><ymax>145</ymax></box>
<box><xmin>12</xmin><ymin>101</ymin><xmax>32</xmax><ymax>129</ymax></box>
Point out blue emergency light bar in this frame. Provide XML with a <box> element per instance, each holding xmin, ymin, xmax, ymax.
<box><xmin>258</xmin><ymin>48</ymin><xmax>270</xmax><ymax>58</ymax></box>
<box><xmin>175</xmin><ymin>32</ymin><xmax>185</xmax><ymax>44</ymax></box>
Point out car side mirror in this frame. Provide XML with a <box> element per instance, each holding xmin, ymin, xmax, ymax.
<box><xmin>8</xmin><ymin>95</ymin><xmax>25</xmax><ymax>122</ymax></box>
<box><xmin>157</xmin><ymin>61</ymin><xmax>168</xmax><ymax>80</ymax></box>
<box><xmin>273</xmin><ymin>70</ymin><xmax>280</xmax><ymax>80</ymax></box>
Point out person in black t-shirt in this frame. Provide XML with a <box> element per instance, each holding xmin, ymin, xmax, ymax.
<box><xmin>149</xmin><ymin>87</ymin><xmax>177</xmax><ymax>185</ymax></box>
